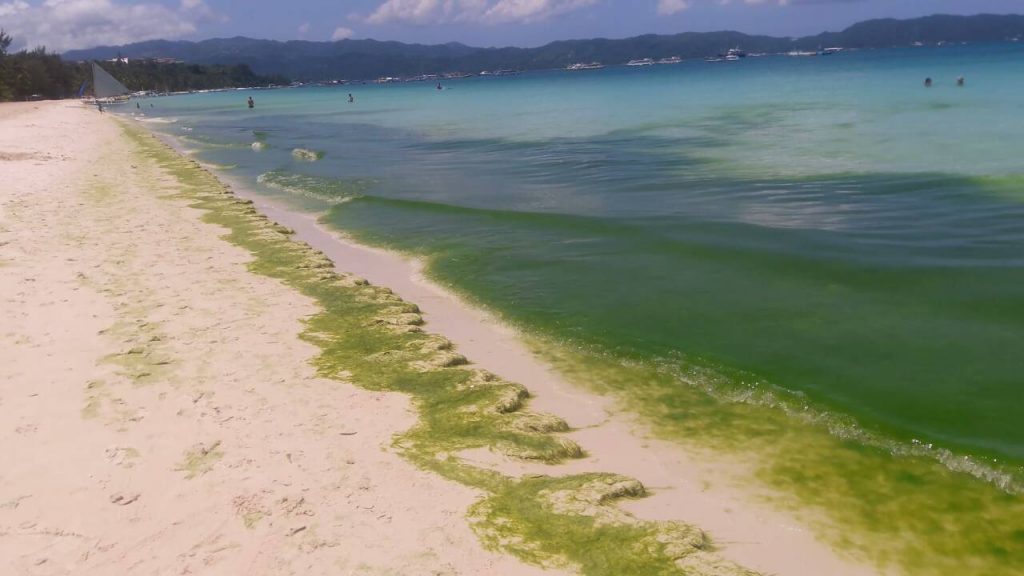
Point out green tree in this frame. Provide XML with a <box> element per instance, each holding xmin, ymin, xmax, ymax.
<box><xmin>0</xmin><ymin>29</ymin><xmax>13</xmax><ymax>100</ymax></box>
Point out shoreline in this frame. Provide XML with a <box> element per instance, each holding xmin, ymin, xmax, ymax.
<box><xmin>149</xmin><ymin>124</ymin><xmax>877</xmax><ymax>575</ymax></box>
<box><xmin>120</xmin><ymin>117</ymin><xmax>770</xmax><ymax>576</ymax></box>
<box><xmin>0</xmin><ymin>101</ymin><xmax>560</xmax><ymax>576</ymax></box>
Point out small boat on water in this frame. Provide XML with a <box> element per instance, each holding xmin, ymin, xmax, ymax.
<box><xmin>787</xmin><ymin>50</ymin><xmax>818</xmax><ymax>57</ymax></box>
<box><xmin>627</xmin><ymin>58</ymin><xmax>655</xmax><ymax>67</ymax></box>
<box><xmin>820</xmin><ymin>47</ymin><xmax>844</xmax><ymax>55</ymax></box>
<box><xmin>657</xmin><ymin>56</ymin><xmax>682</xmax><ymax>65</ymax></box>
<box><xmin>83</xmin><ymin>61</ymin><xmax>131</xmax><ymax>106</ymax></box>
<box><xmin>706</xmin><ymin>48</ymin><xmax>744</xmax><ymax>63</ymax></box>
<box><xmin>566</xmin><ymin>62</ymin><xmax>605</xmax><ymax>71</ymax></box>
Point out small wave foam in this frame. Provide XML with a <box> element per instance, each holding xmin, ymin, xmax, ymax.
<box><xmin>653</xmin><ymin>355</ymin><xmax>1024</xmax><ymax>494</ymax></box>
<box><xmin>178</xmin><ymin>135</ymin><xmax>249</xmax><ymax>150</ymax></box>
<box><xmin>251</xmin><ymin>141</ymin><xmax>267</xmax><ymax>151</ymax></box>
<box><xmin>291</xmin><ymin>148</ymin><xmax>323</xmax><ymax>162</ymax></box>
<box><xmin>256</xmin><ymin>170</ymin><xmax>372</xmax><ymax>204</ymax></box>
<box><xmin>134</xmin><ymin>116</ymin><xmax>178</xmax><ymax>124</ymax></box>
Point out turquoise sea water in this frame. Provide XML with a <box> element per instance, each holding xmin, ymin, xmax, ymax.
<box><xmin>136</xmin><ymin>43</ymin><xmax>1024</xmax><ymax>571</ymax></box>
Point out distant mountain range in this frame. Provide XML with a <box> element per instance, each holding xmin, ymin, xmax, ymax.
<box><xmin>63</xmin><ymin>14</ymin><xmax>1024</xmax><ymax>81</ymax></box>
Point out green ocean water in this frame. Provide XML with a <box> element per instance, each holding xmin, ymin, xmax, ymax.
<box><xmin>138</xmin><ymin>44</ymin><xmax>1024</xmax><ymax>573</ymax></box>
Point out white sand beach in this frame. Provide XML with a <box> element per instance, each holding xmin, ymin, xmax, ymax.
<box><xmin>0</xmin><ymin>101</ymin><xmax>556</xmax><ymax>575</ymax></box>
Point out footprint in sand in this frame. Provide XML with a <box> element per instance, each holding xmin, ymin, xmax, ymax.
<box><xmin>109</xmin><ymin>492</ymin><xmax>140</xmax><ymax>506</ymax></box>
<box><xmin>105</xmin><ymin>446</ymin><xmax>140</xmax><ymax>468</ymax></box>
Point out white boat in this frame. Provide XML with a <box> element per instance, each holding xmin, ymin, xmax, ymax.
<box><xmin>787</xmin><ymin>50</ymin><xmax>818</xmax><ymax>57</ymax></box>
<box><xmin>657</xmin><ymin>56</ymin><xmax>682</xmax><ymax>65</ymax></box>
<box><xmin>626</xmin><ymin>58</ymin><xmax>655</xmax><ymax>67</ymax></box>
<box><xmin>84</xmin><ymin>61</ymin><xmax>131</xmax><ymax>105</ymax></box>
<box><xmin>706</xmin><ymin>48</ymin><xmax>744</xmax><ymax>62</ymax></box>
<box><xmin>566</xmin><ymin>62</ymin><xmax>604</xmax><ymax>71</ymax></box>
<box><xmin>820</xmin><ymin>47</ymin><xmax>844</xmax><ymax>55</ymax></box>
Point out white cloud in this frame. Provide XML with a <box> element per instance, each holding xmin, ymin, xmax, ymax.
<box><xmin>482</xmin><ymin>0</ymin><xmax>597</xmax><ymax>23</ymax></box>
<box><xmin>0</xmin><ymin>0</ymin><xmax>220</xmax><ymax>52</ymax></box>
<box><xmin>0</xmin><ymin>0</ymin><xmax>30</xmax><ymax>18</ymax></box>
<box><xmin>180</xmin><ymin>0</ymin><xmax>219</xmax><ymax>19</ymax></box>
<box><xmin>365</xmin><ymin>0</ymin><xmax>471</xmax><ymax>25</ymax></box>
<box><xmin>363</xmin><ymin>0</ymin><xmax>597</xmax><ymax>25</ymax></box>
<box><xmin>657</xmin><ymin>0</ymin><xmax>689</xmax><ymax>15</ymax></box>
<box><xmin>331</xmin><ymin>26</ymin><xmax>354</xmax><ymax>40</ymax></box>
<box><xmin>661</xmin><ymin>0</ymin><xmax>827</xmax><ymax>12</ymax></box>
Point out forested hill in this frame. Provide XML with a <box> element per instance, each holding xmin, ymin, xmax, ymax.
<box><xmin>1</xmin><ymin>29</ymin><xmax>285</xmax><ymax>102</ymax></box>
<box><xmin>62</xmin><ymin>13</ymin><xmax>1024</xmax><ymax>81</ymax></box>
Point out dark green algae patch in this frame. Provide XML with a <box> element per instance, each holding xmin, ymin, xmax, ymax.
<box><xmin>122</xmin><ymin>124</ymin><xmax>758</xmax><ymax>576</ymax></box>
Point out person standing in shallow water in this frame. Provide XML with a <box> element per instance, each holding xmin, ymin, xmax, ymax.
<box><xmin>957</xmin><ymin>76</ymin><xmax>965</xmax><ymax>87</ymax></box>
<box><xmin>348</xmin><ymin>93</ymin><xmax>354</xmax><ymax>103</ymax></box>
<box><xmin>247</xmin><ymin>96</ymin><xmax>254</xmax><ymax>109</ymax></box>
<box><xmin>924</xmin><ymin>77</ymin><xmax>933</xmax><ymax>87</ymax></box>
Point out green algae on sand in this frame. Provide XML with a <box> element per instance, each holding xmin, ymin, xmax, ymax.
<box><xmin>176</xmin><ymin>440</ymin><xmax>224</xmax><ymax>479</ymax></box>
<box><xmin>121</xmin><ymin>123</ymin><xmax>756</xmax><ymax>576</ymax></box>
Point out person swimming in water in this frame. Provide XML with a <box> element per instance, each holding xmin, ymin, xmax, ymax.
<box><xmin>348</xmin><ymin>93</ymin><xmax>354</xmax><ymax>103</ymax></box>
<box><xmin>247</xmin><ymin>96</ymin><xmax>255</xmax><ymax>108</ymax></box>
<box><xmin>924</xmin><ymin>77</ymin><xmax>933</xmax><ymax>87</ymax></box>
<box><xmin>957</xmin><ymin>76</ymin><xmax>965</xmax><ymax>87</ymax></box>
<box><xmin>436</xmin><ymin>82</ymin><xmax>443</xmax><ymax>90</ymax></box>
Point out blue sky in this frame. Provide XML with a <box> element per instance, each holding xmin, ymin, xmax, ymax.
<box><xmin>1</xmin><ymin>0</ymin><xmax>1022</xmax><ymax>52</ymax></box>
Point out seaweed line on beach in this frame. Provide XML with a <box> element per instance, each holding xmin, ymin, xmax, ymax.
<box><xmin>119</xmin><ymin>122</ymin><xmax>759</xmax><ymax>576</ymax></box>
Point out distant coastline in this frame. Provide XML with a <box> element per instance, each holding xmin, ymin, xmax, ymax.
<box><xmin>62</xmin><ymin>13</ymin><xmax>1024</xmax><ymax>82</ymax></box>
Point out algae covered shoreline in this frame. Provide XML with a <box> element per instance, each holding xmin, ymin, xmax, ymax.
<box><xmin>122</xmin><ymin>121</ymin><xmax>766</xmax><ymax>575</ymax></box>
<box><xmin>137</xmin><ymin>112</ymin><xmax>1024</xmax><ymax>576</ymax></box>
<box><xmin>118</xmin><ymin>39</ymin><xmax>1024</xmax><ymax>574</ymax></box>
<box><xmin>326</xmin><ymin>213</ymin><xmax>1024</xmax><ymax>576</ymax></box>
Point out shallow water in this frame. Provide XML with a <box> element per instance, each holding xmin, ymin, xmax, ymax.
<box><xmin>136</xmin><ymin>43</ymin><xmax>1024</xmax><ymax>572</ymax></box>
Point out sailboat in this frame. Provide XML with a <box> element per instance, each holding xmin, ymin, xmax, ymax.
<box><xmin>86</xmin><ymin>61</ymin><xmax>131</xmax><ymax>105</ymax></box>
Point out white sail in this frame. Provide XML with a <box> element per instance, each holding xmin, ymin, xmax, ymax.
<box><xmin>92</xmin><ymin>62</ymin><xmax>130</xmax><ymax>99</ymax></box>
